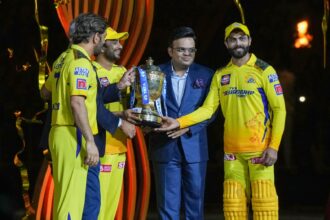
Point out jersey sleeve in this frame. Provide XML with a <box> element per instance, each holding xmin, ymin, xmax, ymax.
<box><xmin>177</xmin><ymin>72</ymin><xmax>220</xmax><ymax>128</ymax></box>
<box><xmin>68</xmin><ymin>59</ymin><xmax>93</xmax><ymax>97</ymax></box>
<box><xmin>262</xmin><ymin>66</ymin><xmax>286</xmax><ymax>150</ymax></box>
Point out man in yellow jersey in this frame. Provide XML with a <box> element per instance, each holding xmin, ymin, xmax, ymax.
<box><xmin>41</xmin><ymin>20</ymin><xmax>136</xmax><ymax>220</ymax></box>
<box><xmin>46</xmin><ymin>13</ymin><xmax>106</xmax><ymax>220</ymax></box>
<box><xmin>156</xmin><ymin>22</ymin><xmax>286</xmax><ymax>220</ymax></box>
<box><xmin>92</xmin><ymin>27</ymin><xmax>135</xmax><ymax>220</ymax></box>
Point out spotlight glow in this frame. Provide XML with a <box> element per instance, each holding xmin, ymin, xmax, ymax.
<box><xmin>299</xmin><ymin>96</ymin><xmax>306</xmax><ymax>103</ymax></box>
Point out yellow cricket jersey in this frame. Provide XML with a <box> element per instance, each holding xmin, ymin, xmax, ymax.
<box><xmin>50</xmin><ymin>44</ymin><xmax>98</xmax><ymax>134</ymax></box>
<box><xmin>178</xmin><ymin>54</ymin><xmax>286</xmax><ymax>152</ymax></box>
<box><xmin>93</xmin><ymin>62</ymin><xmax>128</xmax><ymax>154</ymax></box>
<box><xmin>45</xmin><ymin>49</ymin><xmax>70</xmax><ymax>92</ymax></box>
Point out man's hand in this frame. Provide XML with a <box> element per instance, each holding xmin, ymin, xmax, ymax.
<box><xmin>120</xmin><ymin>120</ymin><xmax>136</xmax><ymax>138</ymax></box>
<box><xmin>167</xmin><ymin>128</ymin><xmax>190</xmax><ymax>139</ymax></box>
<box><xmin>154</xmin><ymin>116</ymin><xmax>180</xmax><ymax>132</ymax></box>
<box><xmin>85</xmin><ymin>140</ymin><xmax>99</xmax><ymax>166</ymax></box>
<box><xmin>122</xmin><ymin>109</ymin><xmax>141</xmax><ymax>124</ymax></box>
<box><xmin>260</xmin><ymin>147</ymin><xmax>278</xmax><ymax>167</ymax></box>
<box><xmin>117</xmin><ymin>67</ymin><xmax>136</xmax><ymax>90</ymax></box>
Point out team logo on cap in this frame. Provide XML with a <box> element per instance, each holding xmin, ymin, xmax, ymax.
<box><xmin>274</xmin><ymin>84</ymin><xmax>283</xmax><ymax>95</ymax></box>
<box><xmin>221</xmin><ymin>74</ymin><xmax>231</xmax><ymax>85</ymax></box>
<box><xmin>99</xmin><ymin>77</ymin><xmax>110</xmax><ymax>87</ymax></box>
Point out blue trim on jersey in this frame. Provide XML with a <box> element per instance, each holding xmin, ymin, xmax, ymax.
<box><xmin>76</xmin><ymin>128</ymin><xmax>82</xmax><ymax>157</ymax></box>
<box><xmin>258</xmin><ymin>88</ymin><xmax>270</xmax><ymax>142</ymax></box>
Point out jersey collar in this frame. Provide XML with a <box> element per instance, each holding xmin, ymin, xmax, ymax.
<box><xmin>227</xmin><ymin>53</ymin><xmax>257</xmax><ymax>67</ymax></box>
<box><xmin>71</xmin><ymin>44</ymin><xmax>91</xmax><ymax>60</ymax></box>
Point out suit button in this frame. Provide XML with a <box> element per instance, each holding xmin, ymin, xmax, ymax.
<box><xmin>178</xmin><ymin>112</ymin><xmax>182</xmax><ymax>116</ymax></box>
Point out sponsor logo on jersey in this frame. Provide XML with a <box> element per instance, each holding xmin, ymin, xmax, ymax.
<box><xmin>74</xmin><ymin>67</ymin><xmax>89</xmax><ymax>77</ymax></box>
<box><xmin>221</xmin><ymin>74</ymin><xmax>231</xmax><ymax>85</ymax></box>
<box><xmin>223</xmin><ymin>87</ymin><xmax>254</xmax><ymax>97</ymax></box>
<box><xmin>268</xmin><ymin>73</ymin><xmax>279</xmax><ymax>83</ymax></box>
<box><xmin>274</xmin><ymin>84</ymin><xmax>283</xmax><ymax>95</ymax></box>
<box><xmin>224</xmin><ymin>153</ymin><xmax>236</xmax><ymax>161</ymax></box>
<box><xmin>76</xmin><ymin>78</ymin><xmax>87</xmax><ymax>90</ymax></box>
<box><xmin>99</xmin><ymin>77</ymin><xmax>110</xmax><ymax>87</ymax></box>
<box><xmin>118</xmin><ymin>162</ymin><xmax>126</xmax><ymax>169</ymax></box>
<box><xmin>100</xmin><ymin>164</ymin><xmax>112</xmax><ymax>172</ymax></box>
<box><xmin>247</xmin><ymin>77</ymin><xmax>256</xmax><ymax>83</ymax></box>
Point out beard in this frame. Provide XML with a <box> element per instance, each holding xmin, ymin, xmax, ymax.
<box><xmin>105</xmin><ymin>49</ymin><xmax>120</xmax><ymax>62</ymax></box>
<box><xmin>93</xmin><ymin>42</ymin><xmax>104</xmax><ymax>56</ymax></box>
<box><xmin>227</xmin><ymin>45</ymin><xmax>250</xmax><ymax>59</ymax></box>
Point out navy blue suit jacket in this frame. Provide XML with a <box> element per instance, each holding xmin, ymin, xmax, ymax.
<box><xmin>94</xmin><ymin>83</ymin><xmax>120</xmax><ymax>157</ymax></box>
<box><xmin>149</xmin><ymin>62</ymin><xmax>214</xmax><ymax>163</ymax></box>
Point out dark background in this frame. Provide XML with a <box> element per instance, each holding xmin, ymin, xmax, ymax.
<box><xmin>0</xmin><ymin>0</ymin><xmax>329</xmax><ymax>219</ymax></box>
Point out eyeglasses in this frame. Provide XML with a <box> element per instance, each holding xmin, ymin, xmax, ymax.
<box><xmin>172</xmin><ymin>47</ymin><xmax>197</xmax><ymax>53</ymax></box>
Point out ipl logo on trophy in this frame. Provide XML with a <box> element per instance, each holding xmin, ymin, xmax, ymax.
<box><xmin>130</xmin><ymin>57</ymin><xmax>166</xmax><ymax>127</ymax></box>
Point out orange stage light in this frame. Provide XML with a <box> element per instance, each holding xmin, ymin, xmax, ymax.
<box><xmin>294</xmin><ymin>20</ymin><xmax>313</xmax><ymax>48</ymax></box>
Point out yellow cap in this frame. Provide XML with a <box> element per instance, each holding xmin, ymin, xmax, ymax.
<box><xmin>105</xmin><ymin>27</ymin><xmax>129</xmax><ymax>40</ymax></box>
<box><xmin>224</xmin><ymin>22</ymin><xmax>250</xmax><ymax>40</ymax></box>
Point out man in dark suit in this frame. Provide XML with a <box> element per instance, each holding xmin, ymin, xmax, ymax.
<box><xmin>149</xmin><ymin>27</ymin><xmax>214</xmax><ymax>219</ymax></box>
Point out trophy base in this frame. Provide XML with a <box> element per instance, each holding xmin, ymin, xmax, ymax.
<box><xmin>138</xmin><ymin>114</ymin><xmax>162</xmax><ymax>128</ymax></box>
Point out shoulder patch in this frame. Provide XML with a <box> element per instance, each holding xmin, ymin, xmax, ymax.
<box><xmin>268</xmin><ymin>73</ymin><xmax>279</xmax><ymax>83</ymax></box>
<box><xmin>255</xmin><ymin>58</ymin><xmax>269</xmax><ymax>71</ymax></box>
<box><xmin>74</xmin><ymin>67</ymin><xmax>89</xmax><ymax>77</ymax></box>
<box><xmin>274</xmin><ymin>84</ymin><xmax>283</xmax><ymax>95</ymax></box>
<box><xmin>76</xmin><ymin>78</ymin><xmax>87</xmax><ymax>90</ymax></box>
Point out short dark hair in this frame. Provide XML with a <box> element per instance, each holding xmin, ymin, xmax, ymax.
<box><xmin>71</xmin><ymin>13</ymin><xmax>107</xmax><ymax>44</ymax></box>
<box><xmin>168</xmin><ymin>26</ymin><xmax>197</xmax><ymax>47</ymax></box>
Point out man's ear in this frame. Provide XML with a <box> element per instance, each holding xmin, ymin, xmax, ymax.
<box><xmin>224</xmin><ymin>40</ymin><xmax>228</xmax><ymax>49</ymax></box>
<box><xmin>92</xmin><ymin>33</ymin><xmax>100</xmax><ymax>44</ymax></box>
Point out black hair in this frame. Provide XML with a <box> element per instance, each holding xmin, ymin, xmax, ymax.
<box><xmin>71</xmin><ymin>13</ymin><xmax>107</xmax><ymax>44</ymax></box>
<box><xmin>167</xmin><ymin>26</ymin><xmax>197</xmax><ymax>47</ymax></box>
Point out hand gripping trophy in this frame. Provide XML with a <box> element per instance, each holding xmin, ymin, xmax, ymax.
<box><xmin>130</xmin><ymin>57</ymin><xmax>166</xmax><ymax>127</ymax></box>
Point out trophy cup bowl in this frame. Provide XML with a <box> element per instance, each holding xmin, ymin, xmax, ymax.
<box><xmin>133</xmin><ymin>57</ymin><xmax>165</xmax><ymax>128</ymax></box>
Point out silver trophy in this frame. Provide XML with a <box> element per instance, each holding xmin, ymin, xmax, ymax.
<box><xmin>131</xmin><ymin>57</ymin><xmax>165</xmax><ymax>127</ymax></box>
